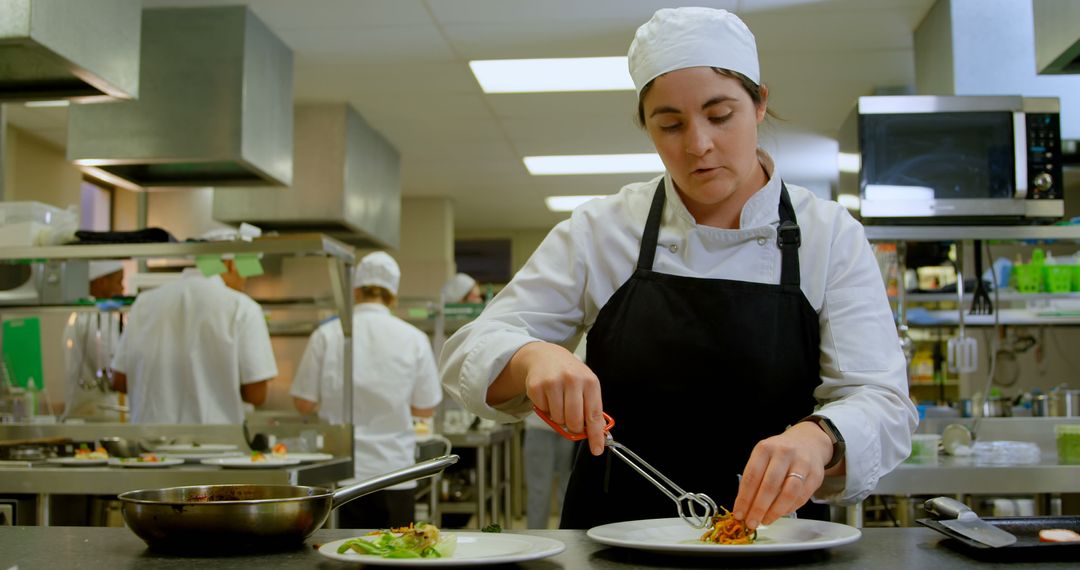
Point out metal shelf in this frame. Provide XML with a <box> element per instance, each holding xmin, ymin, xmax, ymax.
<box><xmin>891</xmin><ymin>291</ymin><xmax>1080</xmax><ymax>303</ymax></box>
<box><xmin>865</xmin><ymin>225</ymin><xmax>1080</xmax><ymax>242</ymax></box>
<box><xmin>0</xmin><ymin>233</ymin><xmax>354</xmax><ymax>263</ymax></box>
<box><xmin>907</xmin><ymin>309</ymin><xmax>1080</xmax><ymax>326</ymax></box>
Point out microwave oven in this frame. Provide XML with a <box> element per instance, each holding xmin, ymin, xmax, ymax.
<box><xmin>0</xmin><ymin>261</ymin><xmax>88</xmax><ymax>306</ymax></box>
<box><xmin>838</xmin><ymin>95</ymin><xmax>1063</xmax><ymax>224</ymax></box>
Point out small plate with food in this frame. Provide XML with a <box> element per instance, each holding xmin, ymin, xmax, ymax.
<box><xmin>47</xmin><ymin>457</ymin><xmax>109</xmax><ymax>467</ymax></box>
<box><xmin>318</xmin><ymin>522</ymin><xmax>566</xmax><ymax>566</ymax></box>
<box><xmin>201</xmin><ymin>452</ymin><xmax>302</xmax><ymax>468</ymax></box>
<box><xmin>48</xmin><ymin>444</ymin><xmax>110</xmax><ymax>466</ymax></box>
<box><xmin>587</xmin><ymin>512</ymin><xmax>861</xmax><ymax>555</ymax></box>
<box><xmin>109</xmin><ymin>454</ymin><xmax>184</xmax><ymax>468</ymax></box>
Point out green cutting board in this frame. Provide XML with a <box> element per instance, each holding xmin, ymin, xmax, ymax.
<box><xmin>2</xmin><ymin>317</ymin><xmax>44</xmax><ymax>389</ymax></box>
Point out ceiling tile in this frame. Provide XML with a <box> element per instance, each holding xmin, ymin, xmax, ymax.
<box><xmin>281</xmin><ymin>26</ymin><xmax>454</xmax><ymax>65</ymax></box>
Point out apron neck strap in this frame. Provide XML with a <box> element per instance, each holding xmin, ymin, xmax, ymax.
<box><xmin>636</xmin><ymin>178</ymin><xmax>802</xmax><ymax>286</ymax></box>
<box><xmin>636</xmin><ymin>178</ymin><xmax>667</xmax><ymax>271</ymax></box>
<box><xmin>777</xmin><ymin>181</ymin><xmax>801</xmax><ymax>287</ymax></box>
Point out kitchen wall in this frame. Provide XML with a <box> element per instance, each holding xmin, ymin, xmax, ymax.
<box><xmin>1</xmin><ymin>125</ymin><xmax>82</xmax><ymax>208</ymax></box>
<box><xmin>456</xmin><ymin>227</ymin><xmax>550</xmax><ymax>276</ymax></box>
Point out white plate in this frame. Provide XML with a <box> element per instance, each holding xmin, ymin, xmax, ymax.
<box><xmin>156</xmin><ymin>443</ymin><xmax>239</xmax><ymax>453</ymax></box>
<box><xmin>284</xmin><ymin>452</ymin><xmax>334</xmax><ymax>463</ymax></box>
<box><xmin>318</xmin><ymin>533</ymin><xmax>565</xmax><ymax>566</ymax></box>
<box><xmin>168</xmin><ymin>451</ymin><xmax>245</xmax><ymax>463</ymax></box>
<box><xmin>586</xmin><ymin>517</ymin><xmax>861</xmax><ymax>555</ymax></box>
<box><xmin>46</xmin><ymin>457</ymin><xmax>108</xmax><ymax>467</ymax></box>
<box><xmin>200</xmin><ymin>456</ymin><xmax>302</xmax><ymax>468</ymax></box>
<box><xmin>108</xmin><ymin>457</ymin><xmax>184</xmax><ymax>468</ymax></box>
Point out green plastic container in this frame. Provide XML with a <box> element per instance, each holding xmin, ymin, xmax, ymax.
<box><xmin>1045</xmin><ymin>265</ymin><xmax>1076</xmax><ymax>293</ymax></box>
<box><xmin>1012</xmin><ymin>263</ymin><xmax>1043</xmax><ymax>293</ymax></box>
<box><xmin>1058</xmin><ymin>424</ymin><xmax>1080</xmax><ymax>465</ymax></box>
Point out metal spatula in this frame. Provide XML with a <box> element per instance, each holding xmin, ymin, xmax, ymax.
<box><xmin>947</xmin><ymin>271</ymin><xmax>978</xmax><ymax>374</ymax></box>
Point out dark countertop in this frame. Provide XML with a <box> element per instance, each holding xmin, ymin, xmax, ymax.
<box><xmin>1</xmin><ymin>526</ymin><xmax>1075</xmax><ymax>569</ymax></box>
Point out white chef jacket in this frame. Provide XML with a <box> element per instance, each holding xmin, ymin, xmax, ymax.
<box><xmin>290</xmin><ymin>303</ymin><xmax>443</xmax><ymax>489</ymax></box>
<box><xmin>111</xmin><ymin>271</ymin><xmax>277</xmax><ymax>424</ymax></box>
<box><xmin>440</xmin><ymin>149</ymin><xmax>918</xmax><ymax>504</ymax></box>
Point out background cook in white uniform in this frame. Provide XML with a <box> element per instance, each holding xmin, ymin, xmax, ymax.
<box><xmin>290</xmin><ymin>253</ymin><xmax>443</xmax><ymax>490</ymax></box>
<box><xmin>441</xmin><ymin>150</ymin><xmax>918</xmax><ymax>506</ymax></box>
<box><xmin>111</xmin><ymin>262</ymin><xmax>276</xmax><ymax>424</ymax></box>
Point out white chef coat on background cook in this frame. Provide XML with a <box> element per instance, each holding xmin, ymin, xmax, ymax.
<box><xmin>111</xmin><ymin>270</ymin><xmax>277</xmax><ymax>424</ymax></box>
<box><xmin>441</xmin><ymin>149</ymin><xmax>918</xmax><ymax>504</ymax></box>
<box><xmin>291</xmin><ymin>303</ymin><xmax>442</xmax><ymax>489</ymax></box>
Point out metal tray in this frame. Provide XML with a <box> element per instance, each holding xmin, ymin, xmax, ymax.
<box><xmin>918</xmin><ymin>516</ymin><xmax>1080</xmax><ymax>560</ymax></box>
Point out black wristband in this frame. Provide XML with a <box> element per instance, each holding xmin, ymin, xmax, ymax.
<box><xmin>800</xmin><ymin>414</ymin><xmax>846</xmax><ymax>470</ymax></box>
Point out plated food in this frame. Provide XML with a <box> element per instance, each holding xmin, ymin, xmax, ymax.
<box><xmin>75</xmin><ymin>444</ymin><xmax>109</xmax><ymax>460</ymax></box>
<box><xmin>318</xmin><ymin>527</ymin><xmax>566</xmax><ymax>566</ymax></box>
<box><xmin>337</xmin><ymin>522</ymin><xmax>457</xmax><ymax>559</ymax></box>
<box><xmin>109</xmin><ymin>454</ymin><xmax>184</xmax><ymax>468</ymax></box>
<box><xmin>200</xmin><ymin>455</ymin><xmax>301</xmax><ymax>468</ymax></box>
<box><xmin>700</xmin><ymin>507</ymin><xmax>756</xmax><ymax>545</ymax></box>
<box><xmin>587</xmin><ymin>517</ymin><xmax>861</xmax><ymax>555</ymax></box>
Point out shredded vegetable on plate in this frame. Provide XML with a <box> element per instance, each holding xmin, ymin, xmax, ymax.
<box><xmin>700</xmin><ymin>507</ymin><xmax>757</xmax><ymax>545</ymax></box>
<box><xmin>337</xmin><ymin>522</ymin><xmax>457</xmax><ymax>559</ymax></box>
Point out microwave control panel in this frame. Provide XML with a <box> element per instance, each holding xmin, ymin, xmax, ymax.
<box><xmin>1026</xmin><ymin>113</ymin><xmax>1062</xmax><ymax>200</ymax></box>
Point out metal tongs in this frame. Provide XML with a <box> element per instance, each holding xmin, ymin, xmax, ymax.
<box><xmin>533</xmin><ymin>405</ymin><xmax>717</xmax><ymax>528</ymax></box>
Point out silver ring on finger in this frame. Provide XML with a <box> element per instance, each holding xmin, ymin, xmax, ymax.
<box><xmin>786</xmin><ymin>472</ymin><xmax>807</xmax><ymax>482</ymax></box>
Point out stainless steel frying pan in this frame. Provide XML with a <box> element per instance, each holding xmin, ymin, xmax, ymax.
<box><xmin>117</xmin><ymin>454</ymin><xmax>458</xmax><ymax>551</ymax></box>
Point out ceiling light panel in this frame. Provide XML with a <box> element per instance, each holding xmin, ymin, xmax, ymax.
<box><xmin>470</xmin><ymin>57</ymin><xmax>633</xmax><ymax>93</ymax></box>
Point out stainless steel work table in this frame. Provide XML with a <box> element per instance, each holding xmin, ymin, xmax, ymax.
<box><xmin>0</xmin><ymin>457</ymin><xmax>352</xmax><ymax>494</ymax></box>
<box><xmin>441</xmin><ymin>427</ymin><xmax>514</xmax><ymax>529</ymax></box>
<box><xmin>0</xmin><ymin>458</ymin><xmax>352</xmax><ymax>526</ymax></box>
<box><xmin>1</xmin><ymin>526</ymin><xmax>1076</xmax><ymax>569</ymax></box>
<box><xmin>854</xmin><ymin>454</ymin><xmax>1080</xmax><ymax>526</ymax></box>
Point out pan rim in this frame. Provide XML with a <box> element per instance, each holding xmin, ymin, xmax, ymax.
<box><xmin>117</xmin><ymin>483</ymin><xmax>333</xmax><ymax>505</ymax></box>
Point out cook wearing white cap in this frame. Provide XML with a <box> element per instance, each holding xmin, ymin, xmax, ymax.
<box><xmin>111</xmin><ymin>259</ymin><xmax>276</xmax><ymax>424</ymax></box>
<box><xmin>440</xmin><ymin>7</ymin><xmax>915</xmax><ymax>530</ymax></box>
<box><xmin>291</xmin><ymin>251</ymin><xmax>442</xmax><ymax>529</ymax></box>
<box><xmin>441</xmin><ymin>273</ymin><xmax>483</xmax><ymax>304</ymax></box>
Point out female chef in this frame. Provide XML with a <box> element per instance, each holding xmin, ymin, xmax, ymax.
<box><xmin>440</xmin><ymin>7</ymin><xmax>916</xmax><ymax>530</ymax></box>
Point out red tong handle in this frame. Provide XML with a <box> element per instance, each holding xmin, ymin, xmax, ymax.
<box><xmin>532</xmin><ymin>405</ymin><xmax>614</xmax><ymax>441</ymax></box>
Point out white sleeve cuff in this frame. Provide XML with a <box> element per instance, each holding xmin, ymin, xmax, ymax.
<box><xmin>812</xmin><ymin>407</ymin><xmax>881</xmax><ymax>505</ymax></box>
<box><xmin>458</xmin><ymin>331</ymin><xmax>540</xmax><ymax>423</ymax></box>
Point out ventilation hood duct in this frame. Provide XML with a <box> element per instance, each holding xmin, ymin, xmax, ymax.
<box><xmin>66</xmin><ymin>6</ymin><xmax>293</xmax><ymax>188</ymax></box>
<box><xmin>0</xmin><ymin>0</ymin><xmax>140</xmax><ymax>102</ymax></box>
<box><xmin>213</xmin><ymin>104</ymin><xmax>401</xmax><ymax>249</ymax></box>
<box><xmin>1033</xmin><ymin>0</ymin><xmax>1080</xmax><ymax>74</ymax></box>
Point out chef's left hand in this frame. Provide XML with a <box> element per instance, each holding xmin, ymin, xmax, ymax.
<box><xmin>732</xmin><ymin>422</ymin><xmax>835</xmax><ymax>530</ymax></box>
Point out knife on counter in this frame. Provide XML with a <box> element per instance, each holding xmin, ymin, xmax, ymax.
<box><xmin>924</xmin><ymin>497</ymin><xmax>1018</xmax><ymax>548</ymax></box>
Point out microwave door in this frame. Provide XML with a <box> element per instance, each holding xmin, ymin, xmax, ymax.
<box><xmin>859</xmin><ymin>111</ymin><xmax>1020</xmax><ymax>220</ymax></box>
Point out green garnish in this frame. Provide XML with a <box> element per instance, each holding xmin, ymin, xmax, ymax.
<box><xmin>336</xmin><ymin>523</ymin><xmax>457</xmax><ymax>559</ymax></box>
<box><xmin>481</xmin><ymin>523</ymin><xmax>502</xmax><ymax>533</ymax></box>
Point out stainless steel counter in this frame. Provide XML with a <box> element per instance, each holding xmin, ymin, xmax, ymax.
<box><xmin>873</xmin><ymin>455</ymin><xmax>1080</xmax><ymax>495</ymax></box>
<box><xmin>1</xmin><ymin>526</ymin><xmax>1075</xmax><ymax>569</ymax></box>
<box><xmin>0</xmin><ymin>458</ymin><xmax>352</xmax><ymax>494</ymax></box>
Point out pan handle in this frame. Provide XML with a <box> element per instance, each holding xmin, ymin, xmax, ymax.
<box><xmin>331</xmin><ymin>454</ymin><xmax>459</xmax><ymax>510</ymax></box>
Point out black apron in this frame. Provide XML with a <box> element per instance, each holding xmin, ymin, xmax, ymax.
<box><xmin>560</xmin><ymin>179</ymin><xmax>826</xmax><ymax>529</ymax></box>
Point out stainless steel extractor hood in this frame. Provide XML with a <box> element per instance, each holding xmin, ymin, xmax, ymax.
<box><xmin>213</xmin><ymin>104</ymin><xmax>401</xmax><ymax>249</ymax></box>
<box><xmin>0</xmin><ymin>0</ymin><xmax>140</xmax><ymax>101</ymax></box>
<box><xmin>66</xmin><ymin>6</ymin><xmax>293</xmax><ymax>188</ymax></box>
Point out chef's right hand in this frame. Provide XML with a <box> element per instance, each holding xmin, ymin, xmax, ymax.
<box><xmin>512</xmin><ymin>342</ymin><xmax>607</xmax><ymax>456</ymax></box>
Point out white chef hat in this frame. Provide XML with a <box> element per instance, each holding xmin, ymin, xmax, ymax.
<box><xmin>88</xmin><ymin>261</ymin><xmax>124</xmax><ymax>281</ymax></box>
<box><xmin>354</xmin><ymin>252</ymin><xmax>400</xmax><ymax>295</ymax></box>
<box><xmin>628</xmin><ymin>7</ymin><xmax>760</xmax><ymax>95</ymax></box>
<box><xmin>441</xmin><ymin>273</ymin><xmax>477</xmax><ymax>302</ymax></box>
